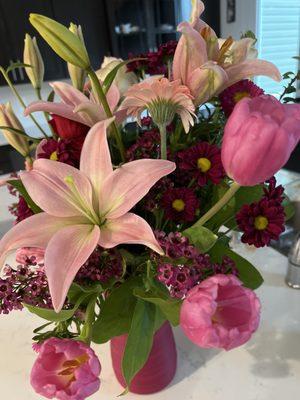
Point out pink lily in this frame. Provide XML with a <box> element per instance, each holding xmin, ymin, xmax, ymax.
<box><xmin>24</xmin><ymin>81</ymin><xmax>126</xmax><ymax>127</ymax></box>
<box><xmin>0</xmin><ymin>118</ymin><xmax>175</xmax><ymax>312</ymax></box>
<box><xmin>173</xmin><ymin>0</ymin><xmax>281</xmax><ymax>104</ymax></box>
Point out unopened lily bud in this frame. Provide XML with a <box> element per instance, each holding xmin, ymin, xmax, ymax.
<box><xmin>0</xmin><ymin>103</ymin><xmax>30</xmax><ymax>157</ymax></box>
<box><xmin>29</xmin><ymin>14</ymin><xmax>91</xmax><ymax>69</ymax></box>
<box><xmin>67</xmin><ymin>23</ymin><xmax>86</xmax><ymax>91</ymax></box>
<box><xmin>23</xmin><ymin>34</ymin><xmax>44</xmax><ymax>89</ymax></box>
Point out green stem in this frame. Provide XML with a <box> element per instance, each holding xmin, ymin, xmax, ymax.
<box><xmin>81</xmin><ymin>297</ymin><xmax>97</xmax><ymax>345</ymax></box>
<box><xmin>0</xmin><ymin>67</ymin><xmax>49</xmax><ymax>138</ymax></box>
<box><xmin>192</xmin><ymin>182</ymin><xmax>240</xmax><ymax>228</ymax></box>
<box><xmin>86</xmin><ymin>68</ymin><xmax>125</xmax><ymax>162</ymax></box>
<box><xmin>159</xmin><ymin>124</ymin><xmax>167</xmax><ymax>160</ymax></box>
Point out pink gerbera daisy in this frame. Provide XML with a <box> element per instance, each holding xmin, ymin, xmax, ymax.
<box><xmin>161</xmin><ymin>187</ymin><xmax>199</xmax><ymax>222</ymax></box>
<box><xmin>219</xmin><ymin>79</ymin><xmax>264</xmax><ymax>116</ymax></box>
<box><xmin>178</xmin><ymin>142</ymin><xmax>225</xmax><ymax>186</ymax></box>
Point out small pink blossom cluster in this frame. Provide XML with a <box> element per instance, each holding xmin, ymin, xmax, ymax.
<box><xmin>155</xmin><ymin>232</ymin><xmax>238</xmax><ymax>298</ymax></box>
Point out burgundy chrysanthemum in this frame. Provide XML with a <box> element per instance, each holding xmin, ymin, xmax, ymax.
<box><xmin>263</xmin><ymin>176</ymin><xmax>285</xmax><ymax>206</ymax></box>
<box><xmin>37</xmin><ymin>137</ymin><xmax>85</xmax><ymax>167</ymax></box>
<box><xmin>236</xmin><ymin>198</ymin><xmax>285</xmax><ymax>248</ymax></box>
<box><xmin>9</xmin><ymin>195</ymin><xmax>34</xmax><ymax>223</ymax></box>
<box><xmin>126</xmin><ymin>129</ymin><xmax>161</xmax><ymax>161</ymax></box>
<box><xmin>178</xmin><ymin>142</ymin><xmax>225</xmax><ymax>186</ymax></box>
<box><xmin>49</xmin><ymin>114</ymin><xmax>90</xmax><ymax>140</ymax></box>
<box><xmin>161</xmin><ymin>187</ymin><xmax>199</xmax><ymax>222</ymax></box>
<box><xmin>219</xmin><ymin>79</ymin><xmax>264</xmax><ymax>116</ymax></box>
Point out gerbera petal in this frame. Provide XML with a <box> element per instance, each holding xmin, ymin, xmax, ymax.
<box><xmin>100</xmin><ymin>159</ymin><xmax>176</xmax><ymax>219</ymax></box>
<box><xmin>80</xmin><ymin>119</ymin><xmax>114</xmax><ymax>195</ymax></box>
<box><xmin>20</xmin><ymin>159</ymin><xmax>94</xmax><ymax>218</ymax></box>
<box><xmin>99</xmin><ymin>212</ymin><xmax>163</xmax><ymax>254</ymax></box>
<box><xmin>45</xmin><ymin>224</ymin><xmax>100</xmax><ymax>312</ymax></box>
<box><xmin>0</xmin><ymin>213</ymin><xmax>83</xmax><ymax>267</ymax></box>
<box><xmin>24</xmin><ymin>101</ymin><xmax>86</xmax><ymax>124</ymax></box>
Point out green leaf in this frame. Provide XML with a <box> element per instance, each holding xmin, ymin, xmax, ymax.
<box><xmin>209</xmin><ymin>241</ymin><xmax>263</xmax><ymax>289</ymax></box>
<box><xmin>67</xmin><ymin>282</ymin><xmax>103</xmax><ymax>304</ymax></box>
<box><xmin>183</xmin><ymin>225</ymin><xmax>217</xmax><ymax>252</ymax></box>
<box><xmin>47</xmin><ymin>90</ymin><xmax>55</xmax><ymax>102</ymax></box>
<box><xmin>122</xmin><ymin>299</ymin><xmax>156</xmax><ymax>387</ymax></box>
<box><xmin>133</xmin><ymin>287</ymin><xmax>182</xmax><ymax>326</ymax></box>
<box><xmin>91</xmin><ymin>277</ymin><xmax>142</xmax><ymax>344</ymax></box>
<box><xmin>24</xmin><ymin>292</ymin><xmax>90</xmax><ymax>322</ymax></box>
<box><xmin>283</xmin><ymin>195</ymin><xmax>295</xmax><ymax>221</ymax></box>
<box><xmin>6</xmin><ymin>62</ymin><xmax>32</xmax><ymax>74</ymax></box>
<box><xmin>7</xmin><ymin>179</ymin><xmax>42</xmax><ymax>214</ymax></box>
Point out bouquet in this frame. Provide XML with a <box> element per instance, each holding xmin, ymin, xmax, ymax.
<box><xmin>0</xmin><ymin>1</ymin><xmax>299</xmax><ymax>399</ymax></box>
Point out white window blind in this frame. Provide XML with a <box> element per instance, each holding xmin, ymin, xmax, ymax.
<box><xmin>256</xmin><ymin>0</ymin><xmax>300</xmax><ymax>95</ymax></box>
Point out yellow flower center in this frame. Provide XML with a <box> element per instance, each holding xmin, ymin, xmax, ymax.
<box><xmin>58</xmin><ymin>353</ymin><xmax>89</xmax><ymax>385</ymax></box>
<box><xmin>172</xmin><ymin>199</ymin><xmax>185</xmax><ymax>212</ymax></box>
<box><xmin>50</xmin><ymin>151</ymin><xmax>58</xmax><ymax>161</ymax></box>
<box><xmin>197</xmin><ymin>157</ymin><xmax>211</xmax><ymax>172</ymax></box>
<box><xmin>254</xmin><ymin>215</ymin><xmax>269</xmax><ymax>230</ymax></box>
<box><xmin>233</xmin><ymin>91</ymin><xmax>250</xmax><ymax>103</ymax></box>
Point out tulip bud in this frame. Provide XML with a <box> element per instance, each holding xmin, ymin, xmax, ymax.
<box><xmin>67</xmin><ymin>23</ymin><xmax>87</xmax><ymax>91</ymax></box>
<box><xmin>23</xmin><ymin>34</ymin><xmax>44</xmax><ymax>89</ymax></box>
<box><xmin>0</xmin><ymin>103</ymin><xmax>30</xmax><ymax>157</ymax></box>
<box><xmin>221</xmin><ymin>95</ymin><xmax>300</xmax><ymax>186</ymax></box>
<box><xmin>29</xmin><ymin>14</ymin><xmax>90</xmax><ymax>69</ymax></box>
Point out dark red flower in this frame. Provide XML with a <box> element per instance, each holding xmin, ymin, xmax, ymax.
<box><xmin>49</xmin><ymin>114</ymin><xmax>90</xmax><ymax>140</ymax></box>
<box><xmin>263</xmin><ymin>177</ymin><xmax>285</xmax><ymax>206</ymax></box>
<box><xmin>37</xmin><ymin>137</ymin><xmax>84</xmax><ymax>167</ymax></box>
<box><xmin>178</xmin><ymin>142</ymin><xmax>225</xmax><ymax>186</ymax></box>
<box><xmin>126</xmin><ymin>129</ymin><xmax>161</xmax><ymax>160</ymax></box>
<box><xmin>15</xmin><ymin>196</ymin><xmax>34</xmax><ymax>223</ymax></box>
<box><xmin>219</xmin><ymin>79</ymin><xmax>264</xmax><ymax>116</ymax></box>
<box><xmin>161</xmin><ymin>187</ymin><xmax>199</xmax><ymax>222</ymax></box>
<box><xmin>236</xmin><ymin>198</ymin><xmax>285</xmax><ymax>248</ymax></box>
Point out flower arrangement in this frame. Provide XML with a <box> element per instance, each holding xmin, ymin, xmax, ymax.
<box><xmin>0</xmin><ymin>1</ymin><xmax>300</xmax><ymax>399</ymax></box>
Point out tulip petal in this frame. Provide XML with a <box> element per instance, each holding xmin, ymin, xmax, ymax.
<box><xmin>222</xmin><ymin>59</ymin><xmax>282</xmax><ymax>92</ymax></box>
<box><xmin>50</xmin><ymin>81</ymin><xmax>89</xmax><ymax>107</ymax></box>
<box><xmin>99</xmin><ymin>212</ymin><xmax>163</xmax><ymax>254</ymax></box>
<box><xmin>45</xmin><ymin>224</ymin><xmax>100</xmax><ymax>312</ymax></box>
<box><xmin>80</xmin><ymin>119</ymin><xmax>114</xmax><ymax>196</ymax></box>
<box><xmin>20</xmin><ymin>159</ymin><xmax>94</xmax><ymax>218</ymax></box>
<box><xmin>100</xmin><ymin>159</ymin><xmax>176</xmax><ymax>219</ymax></box>
<box><xmin>0</xmin><ymin>213</ymin><xmax>82</xmax><ymax>267</ymax></box>
<box><xmin>24</xmin><ymin>100</ymin><xmax>86</xmax><ymax>125</ymax></box>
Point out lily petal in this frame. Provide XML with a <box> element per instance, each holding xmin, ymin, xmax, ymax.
<box><xmin>73</xmin><ymin>102</ymin><xmax>106</xmax><ymax>127</ymax></box>
<box><xmin>99</xmin><ymin>212</ymin><xmax>163</xmax><ymax>254</ymax></box>
<box><xmin>0</xmin><ymin>213</ymin><xmax>82</xmax><ymax>267</ymax></box>
<box><xmin>50</xmin><ymin>81</ymin><xmax>89</xmax><ymax>107</ymax></box>
<box><xmin>20</xmin><ymin>159</ymin><xmax>94</xmax><ymax>218</ymax></box>
<box><xmin>80</xmin><ymin>118</ymin><xmax>114</xmax><ymax>196</ymax></box>
<box><xmin>45</xmin><ymin>224</ymin><xmax>100</xmax><ymax>312</ymax></box>
<box><xmin>100</xmin><ymin>159</ymin><xmax>176</xmax><ymax>219</ymax></box>
<box><xmin>106</xmin><ymin>83</ymin><xmax>120</xmax><ymax>111</ymax></box>
<box><xmin>221</xmin><ymin>60</ymin><xmax>282</xmax><ymax>92</ymax></box>
<box><xmin>24</xmin><ymin>101</ymin><xmax>86</xmax><ymax>125</ymax></box>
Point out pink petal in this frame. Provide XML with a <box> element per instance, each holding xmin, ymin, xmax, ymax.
<box><xmin>230</xmin><ymin>38</ymin><xmax>256</xmax><ymax>64</ymax></box>
<box><xmin>73</xmin><ymin>102</ymin><xmax>106</xmax><ymax>127</ymax></box>
<box><xmin>50</xmin><ymin>82</ymin><xmax>89</xmax><ymax>107</ymax></box>
<box><xmin>45</xmin><ymin>224</ymin><xmax>100</xmax><ymax>312</ymax></box>
<box><xmin>0</xmin><ymin>213</ymin><xmax>81</xmax><ymax>267</ymax></box>
<box><xmin>99</xmin><ymin>212</ymin><xmax>163</xmax><ymax>254</ymax></box>
<box><xmin>100</xmin><ymin>159</ymin><xmax>176</xmax><ymax>219</ymax></box>
<box><xmin>24</xmin><ymin>101</ymin><xmax>86</xmax><ymax>125</ymax></box>
<box><xmin>20</xmin><ymin>159</ymin><xmax>94</xmax><ymax>218</ymax></box>
<box><xmin>80</xmin><ymin>118</ymin><xmax>114</xmax><ymax>195</ymax></box>
<box><xmin>222</xmin><ymin>60</ymin><xmax>282</xmax><ymax>92</ymax></box>
<box><xmin>106</xmin><ymin>83</ymin><xmax>120</xmax><ymax>111</ymax></box>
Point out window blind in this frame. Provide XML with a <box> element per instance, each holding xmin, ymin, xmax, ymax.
<box><xmin>256</xmin><ymin>0</ymin><xmax>300</xmax><ymax>95</ymax></box>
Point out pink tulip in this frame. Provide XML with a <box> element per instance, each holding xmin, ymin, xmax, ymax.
<box><xmin>0</xmin><ymin>118</ymin><xmax>175</xmax><ymax>311</ymax></box>
<box><xmin>222</xmin><ymin>95</ymin><xmax>300</xmax><ymax>186</ymax></box>
<box><xmin>24</xmin><ymin>81</ymin><xmax>126</xmax><ymax>127</ymax></box>
<box><xmin>180</xmin><ymin>274</ymin><xmax>261</xmax><ymax>350</ymax></box>
<box><xmin>30</xmin><ymin>338</ymin><xmax>101</xmax><ymax>400</ymax></box>
<box><xmin>173</xmin><ymin>0</ymin><xmax>281</xmax><ymax>104</ymax></box>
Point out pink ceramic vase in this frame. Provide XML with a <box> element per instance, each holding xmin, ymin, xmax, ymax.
<box><xmin>110</xmin><ymin>322</ymin><xmax>177</xmax><ymax>394</ymax></box>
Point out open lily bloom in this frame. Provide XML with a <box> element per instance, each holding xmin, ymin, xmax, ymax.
<box><xmin>0</xmin><ymin>118</ymin><xmax>175</xmax><ymax>312</ymax></box>
<box><xmin>24</xmin><ymin>81</ymin><xmax>126</xmax><ymax>127</ymax></box>
<box><xmin>173</xmin><ymin>0</ymin><xmax>281</xmax><ymax>104</ymax></box>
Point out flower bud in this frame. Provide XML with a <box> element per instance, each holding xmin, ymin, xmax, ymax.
<box><xmin>29</xmin><ymin>14</ymin><xmax>91</xmax><ymax>69</ymax></box>
<box><xmin>23</xmin><ymin>34</ymin><xmax>44</xmax><ymax>89</ymax></box>
<box><xmin>0</xmin><ymin>103</ymin><xmax>30</xmax><ymax>157</ymax></box>
<box><xmin>67</xmin><ymin>23</ymin><xmax>87</xmax><ymax>91</ymax></box>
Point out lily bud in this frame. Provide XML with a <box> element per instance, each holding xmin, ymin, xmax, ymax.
<box><xmin>0</xmin><ymin>103</ymin><xmax>30</xmax><ymax>157</ymax></box>
<box><xmin>29</xmin><ymin>14</ymin><xmax>90</xmax><ymax>69</ymax></box>
<box><xmin>67</xmin><ymin>23</ymin><xmax>86</xmax><ymax>91</ymax></box>
<box><xmin>23</xmin><ymin>34</ymin><xmax>44</xmax><ymax>89</ymax></box>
